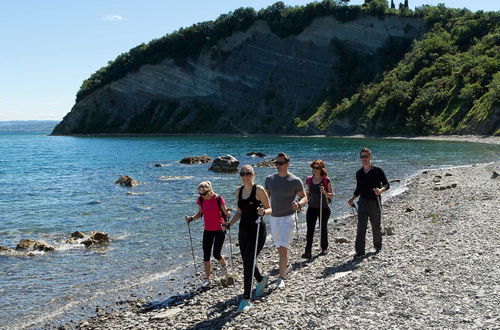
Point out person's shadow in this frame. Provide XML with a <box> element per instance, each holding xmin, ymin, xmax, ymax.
<box><xmin>320</xmin><ymin>251</ymin><xmax>376</xmax><ymax>279</ymax></box>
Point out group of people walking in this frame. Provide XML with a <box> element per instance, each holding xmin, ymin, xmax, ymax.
<box><xmin>185</xmin><ymin>148</ymin><xmax>389</xmax><ymax>312</ymax></box>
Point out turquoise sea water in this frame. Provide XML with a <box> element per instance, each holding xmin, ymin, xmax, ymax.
<box><xmin>0</xmin><ymin>132</ymin><xmax>499</xmax><ymax>328</ymax></box>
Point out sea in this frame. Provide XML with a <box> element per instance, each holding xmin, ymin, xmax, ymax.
<box><xmin>1</xmin><ymin>128</ymin><xmax>499</xmax><ymax>328</ymax></box>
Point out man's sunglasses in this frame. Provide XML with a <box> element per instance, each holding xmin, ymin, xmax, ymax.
<box><xmin>274</xmin><ymin>161</ymin><xmax>287</xmax><ymax>166</ymax></box>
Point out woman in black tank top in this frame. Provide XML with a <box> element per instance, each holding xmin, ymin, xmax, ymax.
<box><xmin>222</xmin><ymin>165</ymin><xmax>271</xmax><ymax>313</ymax></box>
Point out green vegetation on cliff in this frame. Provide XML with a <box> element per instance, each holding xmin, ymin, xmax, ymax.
<box><xmin>306</xmin><ymin>4</ymin><xmax>499</xmax><ymax>135</ymax></box>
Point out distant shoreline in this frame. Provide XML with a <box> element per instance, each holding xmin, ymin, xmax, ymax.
<box><xmin>49</xmin><ymin>133</ymin><xmax>500</xmax><ymax>145</ymax></box>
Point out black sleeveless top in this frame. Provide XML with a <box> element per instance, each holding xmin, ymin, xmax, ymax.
<box><xmin>238</xmin><ymin>184</ymin><xmax>263</xmax><ymax>232</ymax></box>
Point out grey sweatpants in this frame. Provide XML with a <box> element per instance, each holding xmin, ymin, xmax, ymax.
<box><xmin>355</xmin><ymin>198</ymin><xmax>382</xmax><ymax>254</ymax></box>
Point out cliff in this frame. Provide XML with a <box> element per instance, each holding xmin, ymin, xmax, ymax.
<box><xmin>52</xmin><ymin>13</ymin><xmax>425</xmax><ymax>135</ymax></box>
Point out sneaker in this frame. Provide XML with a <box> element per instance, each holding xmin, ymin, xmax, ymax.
<box><xmin>275</xmin><ymin>277</ymin><xmax>285</xmax><ymax>289</ymax></box>
<box><xmin>254</xmin><ymin>276</ymin><xmax>268</xmax><ymax>298</ymax></box>
<box><xmin>220</xmin><ymin>265</ymin><xmax>227</xmax><ymax>277</ymax></box>
<box><xmin>320</xmin><ymin>249</ymin><xmax>330</xmax><ymax>255</ymax></box>
<box><xmin>301</xmin><ymin>252</ymin><xmax>312</xmax><ymax>259</ymax></box>
<box><xmin>237</xmin><ymin>299</ymin><xmax>253</xmax><ymax>312</ymax></box>
<box><xmin>375</xmin><ymin>247</ymin><xmax>382</xmax><ymax>254</ymax></box>
<box><xmin>201</xmin><ymin>278</ymin><xmax>211</xmax><ymax>287</ymax></box>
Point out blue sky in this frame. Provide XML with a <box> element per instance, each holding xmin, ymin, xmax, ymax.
<box><xmin>0</xmin><ymin>0</ymin><xmax>497</xmax><ymax>121</ymax></box>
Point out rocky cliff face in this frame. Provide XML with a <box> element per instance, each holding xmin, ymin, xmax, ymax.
<box><xmin>52</xmin><ymin>15</ymin><xmax>425</xmax><ymax>135</ymax></box>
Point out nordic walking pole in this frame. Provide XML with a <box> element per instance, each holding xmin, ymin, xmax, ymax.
<box><xmin>227</xmin><ymin>225</ymin><xmax>236</xmax><ymax>287</ymax></box>
<box><xmin>319</xmin><ymin>183</ymin><xmax>323</xmax><ymax>252</ymax></box>
<box><xmin>186</xmin><ymin>219</ymin><xmax>198</xmax><ymax>274</ymax></box>
<box><xmin>250</xmin><ymin>216</ymin><xmax>262</xmax><ymax>298</ymax></box>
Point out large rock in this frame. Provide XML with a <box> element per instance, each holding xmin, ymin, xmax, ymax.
<box><xmin>71</xmin><ymin>231</ymin><xmax>85</xmax><ymax>238</ymax></box>
<box><xmin>0</xmin><ymin>246</ymin><xmax>13</xmax><ymax>252</ymax></box>
<box><xmin>115</xmin><ymin>175</ymin><xmax>138</xmax><ymax>187</ymax></box>
<box><xmin>82</xmin><ymin>231</ymin><xmax>110</xmax><ymax>247</ymax></box>
<box><xmin>208</xmin><ymin>155</ymin><xmax>239</xmax><ymax>173</ymax></box>
<box><xmin>16</xmin><ymin>239</ymin><xmax>37</xmax><ymax>250</ymax></box>
<box><xmin>16</xmin><ymin>239</ymin><xmax>55</xmax><ymax>252</ymax></box>
<box><xmin>180</xmin><ymin>155</ymin><xmax>212</xmax><ymax>164</ymax></box>
<box><xmin>253</xmin><ymin>159</ymin><xmax>276</xmax><ymax>168</ymax></box>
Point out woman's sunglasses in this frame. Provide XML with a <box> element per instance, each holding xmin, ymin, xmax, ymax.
<box><xmin>239</xmin><ymin>171</ymin><xmax>253</xmax><ymax>177</ymax></box>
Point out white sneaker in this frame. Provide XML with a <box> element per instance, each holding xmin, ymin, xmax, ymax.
<box><xmin>275</xmin><ymin>277</ymin><xmax>285</xmax><ymax>289</ymax></box>
<box><xmin>220</xmin><ymin>265</ymin><xmax>227</xmax><ymax>277</ymax></box>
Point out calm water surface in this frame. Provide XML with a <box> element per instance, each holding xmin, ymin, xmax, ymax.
<box><xmin>0</xmin><ymin>132</ymin><xmax>499</xmax><ymax>328</ymax></box>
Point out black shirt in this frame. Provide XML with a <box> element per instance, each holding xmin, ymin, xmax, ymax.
<box><xmin>353</xmin><ymin>165</ymin><xmax>390</xmax><ymax>201</ymax></box>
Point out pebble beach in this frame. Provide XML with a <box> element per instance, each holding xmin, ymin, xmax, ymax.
<box><xmin>61</xmin><ymin>161</ymin><xmax>499</xmax><ymax>330</ymax></box>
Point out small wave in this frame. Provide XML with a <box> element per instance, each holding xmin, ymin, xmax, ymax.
<box><xmin>85</xmin><ymin>200</ymin><xmax>102</xmax><ymax>205</ymax></box>
<box><xmin>158</xmin><ymin>175</ymin><xmax>194</xmax><ymax>181</ymax></box>
<box><xmin>126</xmin><ymin>192</ymin><xmax>151</xmax><ymax>196</ymax></box>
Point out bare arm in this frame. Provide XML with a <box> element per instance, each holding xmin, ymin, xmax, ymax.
<box><xmin>185</xmin><ymin>205</ymin><xmax>203</xmax><ymax>222</ymax></box>
<box><xmin>256</xmin><ymin>185</ymin><xmax>272</xmax><ymax>216</ymax></box>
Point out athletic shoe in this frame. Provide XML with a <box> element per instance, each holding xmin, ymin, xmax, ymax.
<box><xmin>320</xmin><ymin>249</ymin><xmax>330</xmax><ymax>255</ymax></box>
<box><xmin>201</xmin><ymin>278</ymin><xmax>211</xmax><ymax>287</ymax></box>
<box><xmin>220</xmin><ymin>265</ymin><xmax>227</xmax><ymax>277</ymax></box>
<box><xmin>375</xmin><ymin>247</ymin><xmax>382</xmax><ymax>254</ymax></box>
<box><xmin>275</xmin><ymin>277</ymin><xmax>285</xmax><ymax>289</ymax></box>
<box><xmin>237</xmin><ymin>299</ymin><xmax>253</xmax><ymax>312</ymax></box>
<box><xmin>301</xmin><ymin>252</ymin><xmax>312</xmax><ymax>259</ymax></box>
<box><xmin>254</xmin><ymin>276</ymin><xmax>268</xmax><ymax>298</ymax></box>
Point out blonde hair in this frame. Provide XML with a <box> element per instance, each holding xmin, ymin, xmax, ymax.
<box><xmin>198</xmin><ymin>181</ymin><xmax>212</xmax><ymax>191</ymax></box>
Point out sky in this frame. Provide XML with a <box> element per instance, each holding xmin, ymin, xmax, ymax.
<box><xmin>0</xmin><ymin>0</ymin><xmax>498</xmax><ymax>121</ymax></box>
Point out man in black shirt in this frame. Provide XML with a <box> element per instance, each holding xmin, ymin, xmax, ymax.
<box><xmin>348</xmin><ymin>148</ymin><xmax>390</xmax><ymax>258</ymax></box>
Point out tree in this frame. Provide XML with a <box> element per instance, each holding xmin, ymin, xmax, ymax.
<box><xmin>391</xmin><ymin>0</ymin><xmax>395</xmax><ymax>9</ymax></box>
<box><xmin>404</xmin><ymin>0</ymin><xmax>409</xmax><ymax>8</ymax></box>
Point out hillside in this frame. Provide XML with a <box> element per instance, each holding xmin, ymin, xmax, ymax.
<box><xmin>52</xmin><ymin>1</ymin><xmax>499</xmax><ymax>136</ymax></box>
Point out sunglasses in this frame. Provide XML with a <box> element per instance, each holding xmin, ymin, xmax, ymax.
<box><xmin>274</xmin><ymin>161</ymin><xmax>287</xmax><ymax>166</ymax></box>
<box><xmin>360</xmin><ymin>154</ymin><xmax>370</xmax><ymax>159</ymax></box>
<box><xmin>312</xmin><ymin>166</ymin><xmax>321</xmax><ymax>170</ymax></box>
<box><xmin>239</xmin><ymin>171</ymin><xmax>253</xmax><ymax>177</ymax></box>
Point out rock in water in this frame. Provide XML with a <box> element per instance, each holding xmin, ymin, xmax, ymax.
<box><xmin>33</xmin><ymin>240</ymin><xmax>55</xmax><ymax>252</ymax></box>
<box><xmin>71</xmin><ymin>231</ymin><xmax>85</xmax><ymax>238</ymax></box>
<box><xmin>208</xmin><ymin>155</ymin><xmax>239</xmax><ymax>173</ymax></box>
<box><xmin>180</xmin><ymin>155</ymin><xmax>212</xmax><ymax>164</ymax></box>
<box><xmin>246</xmin><ymin>152</ymin><xmax>267</xmax><ymax>157</ymax></box>
<box><xmin>82</xmin><ymin>231</ymin><xmax>110</xmax><ymax>247</ymax></box>
<box><xmin>115</xmin><ymin>175</ymin><xmax>138</xmax><ymax>187</ymax></box>
<box><xmin>16</xmin><ymin>239</ymin><xmax>37</xmax><ymax>250</ymax></box>
<box><xmin>253</xmin><ymin>159</ymin><xmax>275</xmax><ymax>168</ymax></box>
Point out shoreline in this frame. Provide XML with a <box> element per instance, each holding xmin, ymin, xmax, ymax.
<box><xmin>48</xmin><ymin>133</ymin><xmax>500</xmax><ymax>145</ymax></box>
<box><xmin>50</xmin><ymin>160</ymin><xmax>499</xmax><ymax>329</ymax></box>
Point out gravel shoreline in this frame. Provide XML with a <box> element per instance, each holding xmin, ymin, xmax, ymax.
<box><xmin>52</xmin><ymin>162</ymin><xmax>499</xmax><ymax>329</ymax></box>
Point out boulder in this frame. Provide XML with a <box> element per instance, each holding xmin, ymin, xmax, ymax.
<box><xmin>82</xmin><ymin>231</ymin><xmax>110</xmax><ymax>247</ymax></box>
<box><xmin>180</xmin><ymin>155</ymin><xmax>211</xmax><ymax>164</ymax></box>
<box><xmin>153</xmin><ymin>163</ymin><xmax>163</xmax><ymax>167</ymax></box>
<box><xmin>0</xmin><ymin>246</ymin><xmax>13</xmax><ymax>252</ymax></box>
<box><xmin>33</xmin><ymin>240</ymin><xmax>55</xmax><ymax>252</ymax></box>
<box><xmin>208</xmin><ymin>155</ymin><xmax>239</xmax><ymax>173</ymax></box>
<box><xmin>115</xmin><ymin>175</ymin><xmax>138</xmax><ymax>187</ymax></box>
<box><xmin>334</xmin><ymin>237</ymin><xmax>349</xmax><ymax>244</ymax></box>
<box><xmin>253</xmin><ymin>159</ymin><xmax>276</xmax><ymax>168</ymax></box>
<box><xmin>16</xmin><ymin>239</ymin><xmax>37</xmax><ymax>250</ymax></box>
<box><xmin>491</xmin><ymin>171</ymin><xmax>499</xmax><ymax>179</ymax></box>
<box><xmin>246</xmin><ymin>152</ymin><xmax>267</xmax><ymax>157</ymax></box>
<box><xmin>71</xmin><ymin>231</ymin><xmax>85</xmax><ymax>238</ymax></box>
<box><xmin>16</xmin><ymin>239</ymin><xmax>55</xmax><ymax>252</ymax></box>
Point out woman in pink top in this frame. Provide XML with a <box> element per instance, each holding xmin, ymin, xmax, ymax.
<box><xmin>185</xmin><ymin>181</ymin><xmax>230</xmax><ymax>286</ymax></box>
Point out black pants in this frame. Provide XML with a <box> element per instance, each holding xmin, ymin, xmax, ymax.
<box><xmin>202</xmin><ymin>230</ymin><xmax>225</xmax><ymax>262</ymax></box>
<box><xmin>239</xmin><ymin>223</ymin><xmax>266</xmax><ymax>300</ymax></box>
<box><xmin>305</xmin><ymin>206</ymin><xmax>331</xmax><ymax>252</ymax></box>
<box><xmin>355</xmin><ymin>198</ymin><xmax>382</xmax><ymax>255</ymax></box>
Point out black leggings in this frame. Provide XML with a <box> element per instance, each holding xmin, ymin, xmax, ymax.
<box><xmin>202</xmin><ymin>230</ymin><xmax>225</xmax><ymax>262</ymax></box>
<box><xmin>239</xmin><ymin>223</ymin><xmax>266</xmax><ymax>300</ymax></box>
<box><xmin>305</xmin><ymin>206</ymin><xmax>331</xmax><ymax>252</ymax></box>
